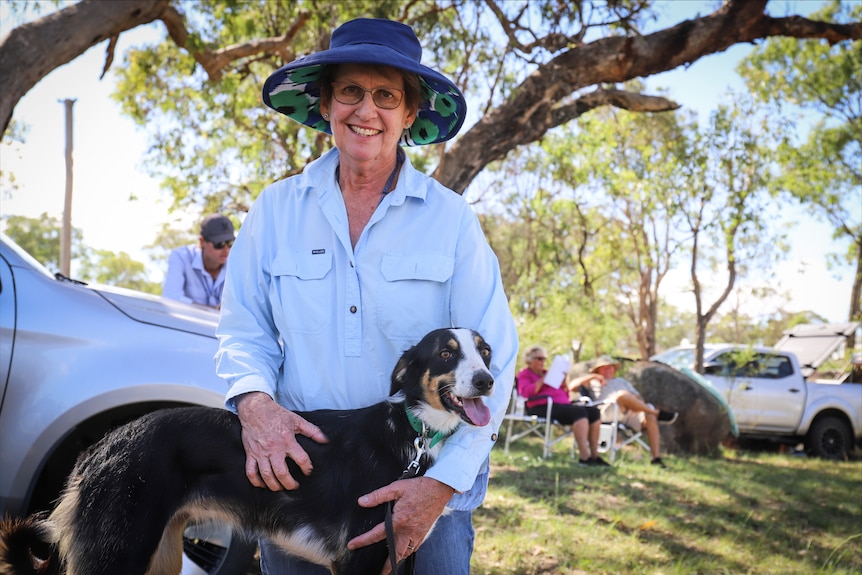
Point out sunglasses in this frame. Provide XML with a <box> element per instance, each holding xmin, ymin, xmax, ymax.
<box><xmin>331</xmin><ymin>82</ymin><xmax>404</xmax><ymax>110</ymax></box>
<box><xmin>534</xmin><ymin>357</ymin><xmax>547</xmax><ymax>361</ymax></box>
<box><xmin>210</xmin><ymin>240</ymin><xmax>234</xmax><ymax>250</ymax></box>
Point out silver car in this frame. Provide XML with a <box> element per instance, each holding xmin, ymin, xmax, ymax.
<box><xmin>0</xmin><ymin>233</ymin><xmax>254</xmax><ymax>574</ymax></box>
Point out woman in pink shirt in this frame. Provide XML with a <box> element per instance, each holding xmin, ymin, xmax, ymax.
<box><xmin>516</xmin><ymin>345</ymin><xmax>608</xmax><ymax>466</ymax></box>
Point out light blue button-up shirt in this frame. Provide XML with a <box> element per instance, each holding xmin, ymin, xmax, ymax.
<box><xmin>162</xmin><ymin>245</ymin><xmax>226</xmax><ymax>307</ymax></box>
<box><xmin>215</xmin><ymin>148</ymin><xmax>518</xmax><ymax>509</ymax></box>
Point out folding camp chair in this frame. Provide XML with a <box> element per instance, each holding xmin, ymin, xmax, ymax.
<box><xmin>596</xmin><ymin>401</ymin><xmax>650</xmax><ymax>462</ymax></box>
<box><xmin>502</xmin><ymin>387</ymin><xmax>575</xmax><ymax>458</ymax></box>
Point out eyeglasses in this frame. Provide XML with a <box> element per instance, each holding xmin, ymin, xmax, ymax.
<box><xmin>331</xmin><ymin>82</ymin><xmax>404</xmax><ymax>110</ymax></box>
<box><xmin>534</xmin><ymin>357</ymin><xmax>547</xmax><ymax>361</ymax></box>
<box><xmin>210</xmin><ymin>240</ymin><xmax>234</xmax><ymax>250</ymax></box>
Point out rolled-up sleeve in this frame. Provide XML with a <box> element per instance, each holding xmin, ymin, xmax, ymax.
<box><xmin>423</xmin><ymin>203</ymin><xmax>519</xmax><ymax>493</ymax></box>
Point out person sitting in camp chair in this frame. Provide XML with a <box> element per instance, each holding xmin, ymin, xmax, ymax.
<box><xmin>570</xmin><ymin>356</ymin><xmax>678</xmax><ymax>468</ymax></box>
<box><xmin>516</xmin><ymin>345</ymin><xmax>609</xmax><ymax>466</ymax></box>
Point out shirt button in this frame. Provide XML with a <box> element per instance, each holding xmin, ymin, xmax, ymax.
<box><xmin>350</xmin><ymin>305</ymin><xmax>357</xmax><ymax>313</ymax></box>
<box><xmin>491</xmin><ymin>433</ymin><xmax>498</xmax><ymax>441</ymax></box>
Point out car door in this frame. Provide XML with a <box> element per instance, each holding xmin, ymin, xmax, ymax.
<box><xmin>708</xmin><ymin>351</ymin><xmax>802</xmax><ymax>432</ymax></box>
<box><xmin>739</xmin><ymin>352</ymin><xmax>803</xmax><ymax>431</ymax></box>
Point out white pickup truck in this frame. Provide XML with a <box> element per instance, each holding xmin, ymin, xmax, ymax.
<box><xmin>652</xmin><ymin>322</ymin><xmax>862</xmax><ymax>460</ymax></box>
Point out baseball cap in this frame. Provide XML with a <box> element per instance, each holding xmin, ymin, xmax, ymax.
<box><xmin>200</xmin><ymin>214</ymin><xmax>235</xmax><ymax>244</ymax></box>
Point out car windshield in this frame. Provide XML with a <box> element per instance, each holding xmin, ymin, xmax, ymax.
<box><xmin>651</xmin><ymin>347</ymin><xmax>696</xmax><ymax>369</ymax></box>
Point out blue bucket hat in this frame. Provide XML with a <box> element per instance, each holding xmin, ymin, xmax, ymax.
<box><xmin>262</xmin><ymin>18</ymin><xmax>466</xmax><ymax>146</ymax></box>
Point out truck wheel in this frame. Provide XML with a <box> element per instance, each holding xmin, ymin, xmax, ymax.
<box><xmin>805</xmin><ymin>416</ymin><xmax>852</xmax><ymax>460</ymax></box>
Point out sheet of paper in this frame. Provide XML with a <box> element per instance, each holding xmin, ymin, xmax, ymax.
<box><xmin>544</xmin><ymin>355</ymin><xmax>571</xmax><ymax>389</ymax></box>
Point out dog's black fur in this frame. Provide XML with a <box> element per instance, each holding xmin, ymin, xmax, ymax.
<box><xmin>0</xmin><ymin>328</ymin><xmax>494</xmax><ymax>575</ymax></box>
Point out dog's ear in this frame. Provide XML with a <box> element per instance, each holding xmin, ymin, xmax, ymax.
<box><xmin>390</xmin><ymin>352</ymin><xmax>413</xmax><ymax>394</ymax></box>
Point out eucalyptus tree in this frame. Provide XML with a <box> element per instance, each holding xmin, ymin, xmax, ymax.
<box><xmin>479</xmin><ymin>143</ymin><xmax>631</xmax><ymax>360</ymax></box>
<box><xmin>480</xmin><ymin>104</ymin><xmax>693</xmax><ymax>361</ymax></box>
<box><xmin>679</xmin><ymin>98</ymin><xmax>785</xmax><ymax>372</ymax></box>
<box><xmin>570</xmin><ymin>102</ymin><xmax>693</xmax><ymax>359</ymax></box>
<box><xmin>2</xmin><ymin>0</ymin><xmax>860</xmax><ymax>205</ymax></box>
<box><xmin>738</xmin><ymin>0</ymin><xmax>862</xmax><ymax>332</ymax></box>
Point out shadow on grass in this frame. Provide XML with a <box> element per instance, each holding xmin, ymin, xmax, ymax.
<box><xmin>478</xmin><ymin>436</ymin><xmax>862</xmax><ymax>574</ymax></box>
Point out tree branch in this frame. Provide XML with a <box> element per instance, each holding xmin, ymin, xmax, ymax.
<box><xmin>436</xmin><ymin>0</ymin><xmax>862</xmax><ymax>193</ymax></box>
<box><xmin>0</xmin><ymin>0</ymin><xmax>170</xmax><ymax>135</ymax></box>
<box><xmin>159</xmin><ymin>6</ymin><xmax>311</xmax><ymax>82</ymax></box>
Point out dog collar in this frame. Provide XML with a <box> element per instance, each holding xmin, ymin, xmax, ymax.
<box><xmin>405</xmin><ymin>409</ymin><xmax>450</xmax><ymax>449</ymax></box>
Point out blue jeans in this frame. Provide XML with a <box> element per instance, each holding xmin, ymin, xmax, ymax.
<box><xmin>259</xmin><ymin>509</ymin><xmax>475</xmax><ymax>574</ymax></box>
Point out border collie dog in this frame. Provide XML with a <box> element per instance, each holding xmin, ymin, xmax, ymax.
<box><xmin>0</xmin><ymin>328</ymin><xmax>495</xmax><ymax>575</ymax></box>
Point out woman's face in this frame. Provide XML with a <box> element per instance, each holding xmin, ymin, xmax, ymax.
<box><xmin>320</xmin><ymin>63</ymin><xmax>416</xmax><ymax>165</ymax></box>
<box><xmin>529</xmin><ymin>352</ymin><xmax>547</xmax><ymax>374</ymax></box>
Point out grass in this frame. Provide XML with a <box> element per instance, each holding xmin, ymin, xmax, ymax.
<box><xmin>472</xmin><ymin>437</ymin><xmax>862</xmax><ymax>574</ymax></box>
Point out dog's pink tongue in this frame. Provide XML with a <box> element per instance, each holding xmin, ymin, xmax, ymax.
<box><xmin>462</xmin><ymin>397</ymin><xmax>491</xmax><ymax>426</ymax></box>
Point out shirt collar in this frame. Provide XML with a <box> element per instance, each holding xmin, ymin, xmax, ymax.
<box><xmin>301</xmin><ymin>148</ymin><xmax>430</xmax><ymax>205</ymax></box>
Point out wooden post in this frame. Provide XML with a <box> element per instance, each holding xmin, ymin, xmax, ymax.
<box><xmin>60</xmin><ymin>98</ymin><xmax>75</xmax><ymax>276</ymax></box>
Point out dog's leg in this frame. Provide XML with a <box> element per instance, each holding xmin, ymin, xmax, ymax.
<box><xmin>145</xmin><ymin>513</ymin><xmax>187</xmax><ymax>575</ymax></box>
<box><xmin>50</xmin><ymin>444</ymin><xmax>198</xmax><ymax>575</ymax></box>
<box><xmin>52</xmin><ymin>481</ymin><xmax>170</xmax><ymax>575</ymax></box>
<box><xmin>335</xmin><ymin>543</ymin><xmax>390</xmax><ymax>575</ymax></box>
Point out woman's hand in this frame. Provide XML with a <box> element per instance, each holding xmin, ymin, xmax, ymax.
<box><xmin>235</xmin><ymin>392</ymin><xmax>328</xmax><ymax>491</ymax></box>
<box><xmin>347</xmin><ymin>476</ymin><xmax>454</xmax><ymax>575</ymax></box>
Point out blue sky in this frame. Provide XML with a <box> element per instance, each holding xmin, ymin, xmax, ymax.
<box><xmin>0</xmin><ymin>1</ymin><xmax>855</xmax><ymax>327</ymax></box>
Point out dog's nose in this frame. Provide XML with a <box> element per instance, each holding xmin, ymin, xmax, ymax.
<box><xmin>472</xmin><ymin>371</ymin><xmax>494</xmax><ymax>392</ymax></box>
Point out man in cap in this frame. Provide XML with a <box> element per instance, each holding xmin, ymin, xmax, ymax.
<box><xmin>163</xmin><ymin>214</ymin><xmax>235</xmax><ymax>309</ymax></box>
<box><xmin>571</xmin><ymin>356</ymin><xmax>678</xmax><ymax>468</ymax></box>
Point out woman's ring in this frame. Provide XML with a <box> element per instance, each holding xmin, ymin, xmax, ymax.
<box><xmin>406</xmin><ymin>545</ymin><xmax>415</xmax><ymax>551</ymax></box>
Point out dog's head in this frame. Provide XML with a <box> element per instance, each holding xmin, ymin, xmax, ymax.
<box><xmin>391</xmin><ymin>328</ymin><xmax>494</xmax><ymax>434</ymax></box>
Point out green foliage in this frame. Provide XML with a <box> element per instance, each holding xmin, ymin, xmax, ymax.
<box><xmin>486</xmin><ymin>93</ymin><xmax>789</xmax><ymax>362</ymax></box>
<box><xmin>738</xmin><ymin>0</ymin><xmax>861</xmax><ymax>321</ymax></box>
<box><xmin>7</xmin><ymin>0</ymin><xmax>851</xmax><ymax>355</ymax></box>
<box><xmin>1</xmin><ymin>213</ymin><xmax>157</xmax><ymax>290</ymax></box>
<box><xmin>479</xmin><ymin>141</ymin><xmax>632</xmax><ymax>361</ymax></box>
<box><xmin>143</xmin><ymin>224</ymin><xmax>199</xmax><ymax>273</ymax></box>
<box><xmin>79</xmin><ymin>249</ymin><xmax>161</xmax><ymax>294</ymax></box>
<box><xmin>676</xmin><ymin>97</ymin><xmax>783</xmax><ymax>323</ymax></box>
<box><xmin>0</xmin><ymin>119</ymin><xmax>29</xmax><ymax>195</ymax></box>
<box><xmin>1</xmin><ymin>212</ymin><xmax>87</xmax><ymax>273</ymax></box>
<box><xmin>566</xmin><ymin>101</ymin><xmax>695</xmax><ymax>358</ymax></box>
<box><xmin>109</xmin><ymin>0</ymin><xmax>665</xmax><ymax>219</ymax></box>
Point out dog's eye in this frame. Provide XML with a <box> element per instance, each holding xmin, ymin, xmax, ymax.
<box><xmin>480</xmin><ymin>347</ymin><xmax>491</xmax><ymax>358</ymax></box>
<box><xmin>440</xmin><ymin>350</ymin><xmax>452</xmax><ymax>360</ymax></box>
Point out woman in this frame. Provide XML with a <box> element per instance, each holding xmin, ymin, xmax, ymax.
<box><xmin>215</xmin><ymin>18</ymin><xmax>519</xmax><ymax>575</ymax></box>
<box><xmin>515</xmin><ymin>345</ymin><xmax>608</xmax><ymax>466</ymax></box>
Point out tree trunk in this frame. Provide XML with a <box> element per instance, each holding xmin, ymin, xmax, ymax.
<box><xmin>0</xmin><ymin>0</ymin><xmax>170</xmax><ymax>134</ymax></box>
<box><xmin>849</xmin><ymin>236</ymin><xmax>862</xmax><ymax>348</ymax></box>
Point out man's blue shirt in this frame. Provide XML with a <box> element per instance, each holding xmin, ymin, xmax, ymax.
<box><xmin>163</xmin><ymin>245</ymin><xmax>226</xmax><ymax>307</ymax></box>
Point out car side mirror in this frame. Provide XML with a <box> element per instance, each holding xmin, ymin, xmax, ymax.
<box><xmin>703</xmin><ymin>364</ymin><xmax>722</xmax><ymax>375</ymax></box>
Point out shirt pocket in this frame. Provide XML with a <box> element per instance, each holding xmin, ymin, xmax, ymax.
<box><xmin>271</xmin><ymin>250</ymin><xmax>333</xmax><ymax>334</ymax></box>
<box><xmin>377</xmin><ymin>253</ymin><xmax>454</xmax><ymax>341</ymax></box>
